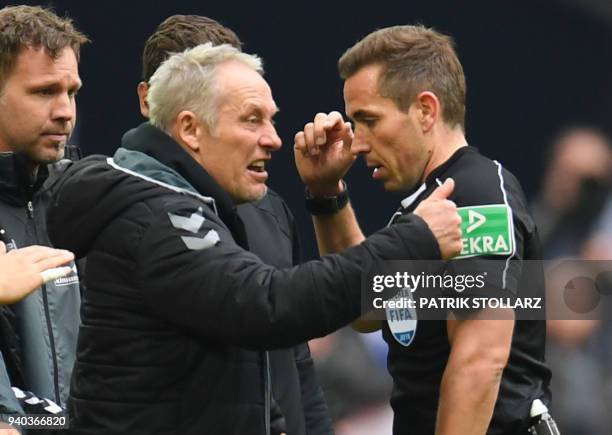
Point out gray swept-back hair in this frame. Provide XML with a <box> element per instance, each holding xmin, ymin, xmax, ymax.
<box><xmin>148</xmin><ymin>42</ymin><xmax>263</xmax><ymax>132</ymax></box>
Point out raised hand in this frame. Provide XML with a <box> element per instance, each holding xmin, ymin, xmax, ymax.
<box><xmin>294</xmin><ymin>111</ymin><xmax>356</xmax><ymax>195</ymax></box>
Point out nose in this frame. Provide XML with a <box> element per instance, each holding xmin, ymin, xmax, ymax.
<box><xmin>259</xmin><ymin>123</ymin><xmax>282</xmax><ymax>151</ymax></box>
<box><xmin>350</xmin><ymin>128</ymin><xmax>371</xmax><ymax>156</ymax></box>
<box><xmin>51</xmin><ymin>92</ymin><xmax>75</xmax><ymax>124</ymax></box>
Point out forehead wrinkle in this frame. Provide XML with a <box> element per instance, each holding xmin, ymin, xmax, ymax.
<box><xmin>16</xmin><ymin>49</ymin><xmax>80</xmax><ymax>86</ymax></box>
<box><xmin>346</xmin><ymin>86</ymin><xmax>394</xmax><ymax>122</ymax></box>
<box><xmin>238</xmin><ymin>98</ymin><xmax>278</xmax><ymax>117</ymax></box>
<box><xmin>27</xmin><ymin>74</ymin><xmax>82</xmax><ymax>88</ymax></box>
<box><xmin>216</xmin><ymin>83</ymin><xmax>276</xmax><ymax>123</ymax></box>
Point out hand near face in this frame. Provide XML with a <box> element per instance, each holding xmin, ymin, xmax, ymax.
<box><xmin>294</xmin><ymin>111</ymin><xmax>356</xmax><ymax>195</ymax></box>
<box><xmin>0</xmin><ymin>242</ymin><xmax>75</xmax><ymax>304</ymax></box>
<box><xmin>414</xmin><ymin>178</ymin><xmax>463</xmax><ymax>260</ymax></box>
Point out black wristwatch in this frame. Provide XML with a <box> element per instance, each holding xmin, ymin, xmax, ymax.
<box><xmin>305</xmin><ymin>181</ymin><xmax>349</xmax><ymax>215</ymax></box>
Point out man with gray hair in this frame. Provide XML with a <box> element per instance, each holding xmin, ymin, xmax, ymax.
<box><xmin>135</xmin><ymin>16</ymin><xmax>333</xmax><ymax>435</ymax></box>
<box><xmin>47</xmin><ymin>43</ymin><xmax>461</xmax><ymax>434</ymax></box>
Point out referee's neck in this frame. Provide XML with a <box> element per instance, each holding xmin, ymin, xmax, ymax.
<box><xmin>422</xmin><ymin>125</ymin><xmax>467</xmax><ymax>181</ymax></box>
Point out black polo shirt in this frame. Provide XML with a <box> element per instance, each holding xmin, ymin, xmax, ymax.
<box><xmin>384</xmin><ymin>146</ymin><xmax>551</xmax><ymax>435</ymax></box>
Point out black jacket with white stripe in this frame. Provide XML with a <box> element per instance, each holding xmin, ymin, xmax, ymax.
<box><xmin>122</xmin><ymin>124</ymin><xmax>332</xmax><ymax>435</ymax></box>
<box><xmin>46</xmin><ymin>124</ymin><xmax>441</xmax><ymax>435</ymax></box>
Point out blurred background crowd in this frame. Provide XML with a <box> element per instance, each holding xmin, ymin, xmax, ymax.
<box><xmin>13</xmin><ymin>0</ymin><xmax>612</xmax><ymax>433</ymax></box>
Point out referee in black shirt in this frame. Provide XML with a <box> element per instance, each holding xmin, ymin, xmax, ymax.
<box><xmin>294</xmin><ymin>25</ymin><xmax>554</xmax><ymax>435</ymax></box>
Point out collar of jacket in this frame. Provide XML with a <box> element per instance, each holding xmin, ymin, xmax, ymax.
<box><xmin>119</xmin><ymin>122</ymin><xmax>249</xmax><ymax>249</ymax></box>
<box><xmin>0</xmin><ymin>152</ymin><xmax>50</xmax><ymax>205</ymax></box>
<box><xmin>111</xmin><ymin>148</ymin><xmax>224</xmax><ymax>221</ymax></box>
<box><xmin>0</xmin><ymin>144</ymin><xmax>81</xmax><ymax>206</ymax></box>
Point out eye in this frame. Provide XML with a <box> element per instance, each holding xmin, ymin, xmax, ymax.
<box><xmin>36</xmin><ymin>88</ymin><xmax>55</xmax><ymax>96</ymax></box>
<box><xmin>362</xmin><ymin>117</ymin><xmax>378</xmax><ymax>127</ymax></box>
<box><xmin>68</xmin><ymin>88</ymin><xmax>80</xmax><ymax>98</ymax></box>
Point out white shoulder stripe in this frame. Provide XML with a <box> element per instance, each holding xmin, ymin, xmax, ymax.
<box><xmin>494</xmin><ymin>160</ymin><xmax>517</xmax><ymax>289</ymax></box>
<box><xmin>106</xmin><ymin>157</ymin><xmax>218</xmax><ymax>216</ymax></box>
<box><xmin>400</xmin><ymin>183</ymin><xmax>427</xmax><ymax>209</ymax></box>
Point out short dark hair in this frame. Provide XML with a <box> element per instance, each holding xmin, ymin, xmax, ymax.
<box><xmin>142</xmin><ymin>15</ymin><xmax>242</xmax><ymax>82</ymax></box>
<box><xmin>0</xmin><ymin>5</ymin><xmax>89</xmax><ymax>85</ymax></box>
<box><xmin>339</xmin><ymin>25</ymin><xmax>466</xmax><ymax>130</ymax></box>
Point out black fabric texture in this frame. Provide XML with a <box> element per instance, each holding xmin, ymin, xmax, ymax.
<box><xmin>383</xmin><ymin>146</ymin><xmax>551</xmax><ymax>435</ymax></box>
<box><xmin>46</xmin><ymin>124</ymin><xmax>440</xmax><ymax>434</ymax></box>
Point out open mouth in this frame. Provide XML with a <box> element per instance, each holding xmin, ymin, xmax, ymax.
<box><xmin>247</xmin><ymin>160</ymin><xmax>266</xmax><ymax>173</ymax></box>
<box><xmin>370</xmin><ymin>163</ymin><xmax>383</xmax><ymax>174</ymax></box>
<box><xmin>370</xmin><ymin>164</ymin><xmax>385</xmax><ymax>180</ymax></box>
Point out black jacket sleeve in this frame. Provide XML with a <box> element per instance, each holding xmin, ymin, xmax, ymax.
<box><xmin>293</xmin><ymin>343</ymin><xmax>333</xmax><ymax>435</ymax></box>
<box><xmin>135</xmin><ymin>203</ymin><xmax>440</xmax><ymax>349</ymax></box>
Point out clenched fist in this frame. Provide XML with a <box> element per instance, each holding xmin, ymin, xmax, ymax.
<box><xmin>294</xmin><ymin>111</ymin><xmax>355</xmax><ymax>196</ymax></box>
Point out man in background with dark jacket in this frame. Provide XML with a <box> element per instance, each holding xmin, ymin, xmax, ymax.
<box><xmin>135</xmin><ymin>15</ymin><xmax>331</xmax><ymax>435</ymax></box>
<box><xmin>0</xmin><ymin>5</ymin><xmax>87</xmax><ymax>430</ymax></box>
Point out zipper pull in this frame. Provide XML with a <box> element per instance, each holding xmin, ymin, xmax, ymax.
<box><xmin>0</xmin><ymin>228</ymin><xmax>10</xmax><ymax>245</ymax></box>
<box><xmin>27</xmin><ymin>201</ymin><xmax>34</xmax><ymax>218</ymax></box>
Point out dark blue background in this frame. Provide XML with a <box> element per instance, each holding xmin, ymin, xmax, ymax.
<box><xmin>14</xmin><ymin>0</ymin><xmax>612</xmax><ymax>259</ymax></box>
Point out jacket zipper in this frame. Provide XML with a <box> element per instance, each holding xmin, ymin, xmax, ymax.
<box><xmin>28</xmin><ymin>199</ymin><xmax>62</xmax><ymax>405</ymax></box>
<box><xmin>265</xmin><ymin>351</ymin><xmax>271</xmax><ymax>435</ymax></box>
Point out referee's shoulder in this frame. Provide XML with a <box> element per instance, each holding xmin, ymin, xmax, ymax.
<box><xmin>448</xmin><ymin>150</ymin><xmax>508</xmax><ymax>206</ymax></box>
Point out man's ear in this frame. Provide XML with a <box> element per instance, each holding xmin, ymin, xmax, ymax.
<box><xmin>174</xmin><ymin>111</ymin><xmax>203</xmax><ymax>153</ymax></box>
<box><xmin>415</xmin><ymin>91</ymin><xmax>440</xmax><ymax>132</ymax></box>
<box><xmin>137</xmin><ymin>82</ymin><xmax>149</xmax><ymax>118</ymax></box>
